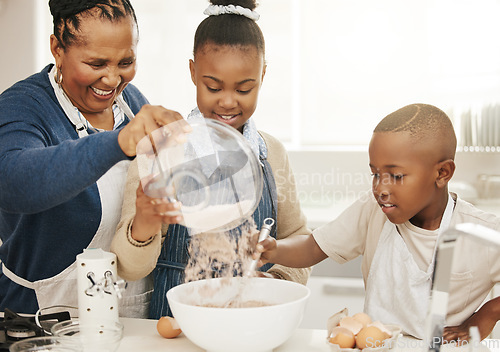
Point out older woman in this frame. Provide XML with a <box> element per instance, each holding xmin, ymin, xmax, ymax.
<box><xmin>0</xmin><ymin>0</ymin><xmax>187</xmax><ymax>317</ymax></box>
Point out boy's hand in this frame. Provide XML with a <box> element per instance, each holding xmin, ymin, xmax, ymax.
<box><xmin>253</xmin><ymin>236</ymin><xmax>278</xmax><ymax>267</ymax></box>
<box><xmin>131</xmin><ymin>183</ymin><xmax>183</xmax><ymax>242</ymax></box>
<box><xmin>442</xmin><ymin>313</ymin><xmax>493</xmax><ymax>344</ymax></box>
<box><xmin>443</xmin><ymin>297</ymin><xmax>500</xmax><ymax>343</ymax></box>
<box><xmin>254</xmin><ymin>233</ymin><xmax>326</xmax><ymax>268</ymax></box>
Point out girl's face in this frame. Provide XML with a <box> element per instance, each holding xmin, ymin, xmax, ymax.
<box><xmin>369</xmin><ymin>131</ymin><xmax>445</xmax><ymax>229</ymax></box>
<box><xmin>189</xmin><ymin>44</ymin><xmax>266</xmax><ymax>132</ymax></box>
<box><xmin>50</xmin><ymin>15</ymin><xmax>138</xmax><ymax>118</ymax></box>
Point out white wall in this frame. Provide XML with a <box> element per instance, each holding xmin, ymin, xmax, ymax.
<box><xmin>0</xmin><ymin>0</ymin><xmax>35</xmax><ymax>92</ymax></box>
<box><xmin>0</xmin><ymin>0</ymin><xmax>52</xmax><ymax>92</ymax></box>
<box><xmin>289</xmin><ymin>148</ymin><xmax>500</xmax><ymax>279</ymax></box>
<box><xmin>289</xmin><ymin>149</ymin><xmax>500</xmax><ymax>218</ymax></box>
<box><xmin>4</xmin><ymin>1</ymin><xmax>500</xmax><ymax>150</ymax></box>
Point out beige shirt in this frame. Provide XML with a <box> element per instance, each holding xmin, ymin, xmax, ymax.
<box><xmin>313</xmin><ymin>191</ymin><xmax>500</xmax><ymax>326</ymax></box>
<box><xmin>111</xmin><ymin>131</ymin><xmax>311</xmax><ymax>285</ymax></box>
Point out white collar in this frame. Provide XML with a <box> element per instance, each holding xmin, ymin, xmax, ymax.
<box><xmin>48</xmin><ymin>65</ymin><xmax>134</xmax><ymax>138</ymax></box>
<box><xmin>187</xmin><ymin>108</ymin><xmax>267</xmax><ymax>163</ymax></box>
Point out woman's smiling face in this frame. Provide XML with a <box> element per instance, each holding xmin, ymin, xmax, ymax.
<box><xmin>189</xmin><ymin>43</ymin><xmax>266</xmax><ymax>132</ymax></box>
<box><xmin>51</xmin><ymin>15</ymin><xmax>138</xmax><ymax>117</ymax></box>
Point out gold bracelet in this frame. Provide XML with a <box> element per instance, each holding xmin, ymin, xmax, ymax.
<box><xmin>126</xmin><ymin>221</ymin><xmax>156</xmax><ymax>247</ymax></box>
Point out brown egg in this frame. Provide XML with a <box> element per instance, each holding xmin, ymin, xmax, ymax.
<box><xmin>339</xmin><ymin>316</ymin><xmax>364</xmax><ymax>335</ymax></box>
<box><xmin>355</xmin><ymin>326</ymin><xmax>389</xmax><ymax>349</ymax></box>
<box><xmin>352</xmin><ymin>312</ymin><xmax>372</xmax><ymax>327</ymax></box>
<box><xmin>156</xmin><ymin>316</ymin><xmax>182</xmax><ymax>338</ymax></box>
<box><xmin>329</xmin><ymin>327</ymin><xmax>356</xmax><ymax>348</ymax></box>
<box><xmin>369</xmin><ymin>321</ymin><xmax>391</xmax><ymax>337</ymax></box>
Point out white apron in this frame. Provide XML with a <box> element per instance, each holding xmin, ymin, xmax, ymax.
<box><xmin>364</xmin><ymin>194</ymin><xmax>455</xmax><ymax>338</ymax></box>
<box><xmin>1</xmin><ymin>68</ymin><xmax>152</xmax><ymax>317</ymax></box>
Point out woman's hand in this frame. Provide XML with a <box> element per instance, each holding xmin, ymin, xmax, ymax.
<box><xmin>118</xmin><ymin>104</ymin><xmax>190</xmax><ymax>157</ymax></box>
<box><xmin>131</xmin><ymin>183</ymin><xmax>183</xmax><ymax>242</ymax></box>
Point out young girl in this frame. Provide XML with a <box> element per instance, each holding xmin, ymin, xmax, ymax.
<box><xmin>111</xmin><ymin>0</ymin><xmax>311</xmax><ymax>319</ymax></box>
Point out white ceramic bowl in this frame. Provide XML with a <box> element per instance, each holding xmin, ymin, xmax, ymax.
<box><xmin>50</xmin><ymin>320</ymin><xmax>123</xmax><ymax>352</ymax></box>
<box><xmin>167</xmin><ymin>277</ymin><xmax>311</xmax><ymax>352</ymax></box>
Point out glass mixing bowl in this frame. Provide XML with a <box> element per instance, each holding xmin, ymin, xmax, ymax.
<box><xmin>50</xmin><ymin>320</ymin><xmax>123</xmax><ymax>352</ymax></box>
<box><xmin>136</xmin><ymin>118</ymin><xmax>263</xmax><ymax>234</ymax></box>
<box><xmin>9</xmin><ymin>336</ymin><xmax>81</xmax><ymax>352</ymax></box>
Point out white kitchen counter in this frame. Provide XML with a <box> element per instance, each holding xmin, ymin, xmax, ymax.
<box><xmin>118</xmin><ymin>317</ymin><xmax>330</xmax><ymax>351</ymax></box>
<box><xmin>118</xmin><ymin>317</ymin><xmax>500</xmax><ymax>352</ymax></box>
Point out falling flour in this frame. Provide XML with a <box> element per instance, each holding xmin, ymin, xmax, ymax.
<box><xmin>181</xmin><ymin>200</ymin><xmax>254</xmax><ymax>233</ymax></box>
<box><xmin>183</xmin><ymin>216</ymin><xmax>272</xmax><ymax>308</ymax></box>
<box><xmin>199</xmin><ymin>300</ymin><xmax>271</xmax><ymax>308</ymax></box>
<box><xmin>184</xmin><ymin>216</ymin><xmax>257</xmax><ymax>282</ymax></box>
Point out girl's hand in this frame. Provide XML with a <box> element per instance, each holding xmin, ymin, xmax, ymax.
<box><xmin>131</xmin><ymin>183</ymin><xmax>183</xmax><ymax>242</ymax></box>
<box><xmin>118</xmin><ymin>104</ymin><xmax>190</xmax><ymax>157</ymax></box>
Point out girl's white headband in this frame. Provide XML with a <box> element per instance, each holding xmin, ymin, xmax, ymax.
<box><xmin>203</xmin><ymin>4</ymin><xmax>260</xmax><ymax>21</ymax></box>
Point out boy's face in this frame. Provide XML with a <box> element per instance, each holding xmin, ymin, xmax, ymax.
<box><xmin>189</xmin><ymin>44</ymin><xmax>266</xmax><ymax>133</ymax></box>
<box><xmin>368</xmin><ymin>131</ymin><xmax>443</xmax><ymax>228</ymax></box>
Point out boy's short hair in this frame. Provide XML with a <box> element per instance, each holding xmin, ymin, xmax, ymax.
<box><xmin>374</xmin><ymin>103</ymin><xmax>457</xmax><ymax>159</ymax></box>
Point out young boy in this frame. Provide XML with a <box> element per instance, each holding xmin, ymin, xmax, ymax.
<box><xmin>256</xmin><ymin>103</ymin><xmax>500</xmax><ymax>340</ymax></box>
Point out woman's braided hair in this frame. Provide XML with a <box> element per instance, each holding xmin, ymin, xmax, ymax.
<box><xmin>49</xmin><ymin>0</ymin><xmax>137</xmax><ymax>49</ymax></box>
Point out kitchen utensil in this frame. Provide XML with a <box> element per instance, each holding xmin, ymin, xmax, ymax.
<box><xmin>167</xmin><ymin>277</ymin><xmax>310</xmax><ymax>352</ymax></box>
<box><xmin>425</xmin><ymin>223</ymin><xmax>500</xmax><ymax>352</ymax></box>
<box><xmin>76</xmin><ymin>249</ymin><xmax>126</xmax><ymax>326</ymax></box>
<box><xmin>246</xmin><ymin>217</ymin><xmax>275</xmax><ymax>276</ymax></box>
<box><xmin>220</xmin><ymin>217</ymin><xmax>275</xmax><ymax>308</ymax></box>
<box><xmin>144</xmin><ymin>150</ymin><xmax>248</xmax><ymax>195</ymax></box>
<box><xmin>145</xmin><ymin>133</ymin><xmax>176</xmax><ymax>204</ymax></box>
<box><xmin>51</xmin><ymin>320</ymin><xmax>123</xmax><ymax>352</ymax></box>
<box><xmin>9</xmin><ymin>336</ymin><xmax>80</xmax><ymax>352</ymax></box>
<box><xmin>136</xmin><ymin>118</ymin><xmax>263</xmax><ymax>234</ymax></box>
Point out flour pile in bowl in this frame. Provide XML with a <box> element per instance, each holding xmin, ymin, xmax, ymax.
<box><xmin>183</xmin><ymin>217</ymin><xmax>271</xmax><ymax>308</ymax></box>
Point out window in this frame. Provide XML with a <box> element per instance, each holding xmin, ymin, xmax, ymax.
<box><xmin>38</xmin><ymin>0</ymin><xmax>500</xmax><ymax>149</ymax></box>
